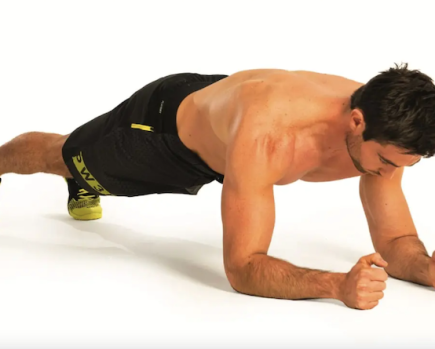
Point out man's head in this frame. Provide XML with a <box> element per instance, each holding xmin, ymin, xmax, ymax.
<box><xmin>346</xmin><ymin>63</ymin><xmax>435</xmax><ymax>177</ymax></box>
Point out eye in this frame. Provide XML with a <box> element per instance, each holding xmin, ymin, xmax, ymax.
<box><xmin>380</xmin><ymin>157</ymin><xmax>388</xmax><ymax>164</ymax></box>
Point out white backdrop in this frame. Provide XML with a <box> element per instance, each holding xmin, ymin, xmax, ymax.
<box><xmin>0</xmin><ymin>0</ymin><xmax>434</xmax><ymax>348</ymax></box>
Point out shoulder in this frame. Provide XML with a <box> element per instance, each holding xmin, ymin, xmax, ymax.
<box><xmin>227</xmin><ymin>72</ymin><xmax>322</xmax><ymax>154</ymax></box>
<box><xmin>232</xmin><ymin>72</ymin><xmax>323</xmax><ymax>139</ymax></box>
<box><xmin>226</xmin><ymin>83</ymin><xmax>297</xmax><ymax>184</ymax></box>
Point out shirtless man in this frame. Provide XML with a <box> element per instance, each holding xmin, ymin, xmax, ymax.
<box><xmin>2</xmin><ymin>64</ymin><xmax>435</xmax><ymax>310</ymax></box>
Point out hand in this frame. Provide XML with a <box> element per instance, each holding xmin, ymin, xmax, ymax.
<box><xmin>429</xmin><ymin>251</ymin><xmax>435</xmax><ymax>288</ymax></box>
<box><xmin>340</xmin><ymin>252</ymin><xmax>389</xmax><ymax>310</ymax></box>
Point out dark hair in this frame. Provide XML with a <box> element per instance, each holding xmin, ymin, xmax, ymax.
<box><xmin>350</xmin><ymin>63</ymin><xmax>435</xmax><ymax>157</ymax></box>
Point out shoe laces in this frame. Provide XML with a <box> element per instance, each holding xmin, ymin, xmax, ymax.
<box><xmin>77</xmin><ymin>188</ymin><xmax>98</xmax><ymax>201</ymax></box>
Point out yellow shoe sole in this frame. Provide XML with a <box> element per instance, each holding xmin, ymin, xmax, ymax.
<box><xmin>68</xmin><ymin>207</ymin><xmax>102</xmax><ymax>221</ymax></box>
<box><xmin>69</xmin><ymin>211</ymin><xmax>102</xmax><ymax>221</ymax></box>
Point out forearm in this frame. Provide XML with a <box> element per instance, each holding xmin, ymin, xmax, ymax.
<box><xmin>230</xmin><ymin>254</ymin><xmax>346</xmax><ymax>300</ymax></box>
<box><xmin>381</xmin><ymin>235</ymin><xmax>432</xmax><ymax>286</ymax></box>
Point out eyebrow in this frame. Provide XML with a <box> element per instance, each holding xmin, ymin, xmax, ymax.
<box><xmin>378</xmin><ymin>154</ymin><xmax>399</xmax><ymax>167</ymax></box>
<box><xmin>379</xmin><ymin>154</ymin><xmax>421</xmax><ymax>167</ymax></box>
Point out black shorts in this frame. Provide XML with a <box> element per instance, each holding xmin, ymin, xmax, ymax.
<box><xmin>62</xmin><ymin>73</ymin><xmax>228</xmax><ymax>197</ymax></box>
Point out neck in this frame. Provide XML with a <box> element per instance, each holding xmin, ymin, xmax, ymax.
<box><xmin>317</xmin><ymin>104</ymin><xmax>352</xmax><ymax>165</ymax></box>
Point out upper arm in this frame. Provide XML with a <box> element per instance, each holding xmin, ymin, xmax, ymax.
<box><xmin>221</xmin><ymin>115</ymin><xmax>294</xmax><ymax>284</ymax></box>
<box><xmin>359</xmin><ymin>168</ymin><xmax>418</xmax><ymax>253</ymax></box>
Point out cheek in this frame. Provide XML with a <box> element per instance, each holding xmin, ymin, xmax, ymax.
<box><xmin>358</xmin><ymin>144</ymin><xmax>373</xmax><ymax>167</ymax></box>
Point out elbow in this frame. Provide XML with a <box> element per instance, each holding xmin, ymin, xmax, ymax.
<box><xmin>224</xmin><ymin>256</ymin><xmax>257</xmax><ymax>293</ymax></box>
<box><xmin>224</xmin><ymin>263</ymin><xmax>244</xmax><ymax>292</ymax></box>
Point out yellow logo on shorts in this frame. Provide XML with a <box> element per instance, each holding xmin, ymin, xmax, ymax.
<box><xmin>72</xmin><ymin>152</ymin><xmax>111</xmax><ymax>195</ymax></box>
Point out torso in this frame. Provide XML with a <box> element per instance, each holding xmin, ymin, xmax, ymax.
<box><xmin>176</xmin><ymin>69</ymin><xmax>365</xmax><ymax>184</ymax></box>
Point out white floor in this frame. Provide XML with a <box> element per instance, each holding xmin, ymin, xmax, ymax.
<box><xmin>0</xmin><ymin>162</ymin><xmax>434</xmax><ymax>348</ymax></box>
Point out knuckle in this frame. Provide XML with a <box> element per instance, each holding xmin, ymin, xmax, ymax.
<box><xmin>356</xmin><ymin>282</ymin><xmax>367</xmax><ymax>291</ymax></box>
<box><xmin>359</xmin><ymin>302</ymin><xmax>369</xmax><ymax>310</ymax></box>
<box><xmin>359</xmin><ymin>269</ymin><xmax>369</xmax><ymax>278</ymax></box>
<box><xmin>364</xmin><ymin>301</ymin><xmax>378</xmax><ymax>310</ymax></box>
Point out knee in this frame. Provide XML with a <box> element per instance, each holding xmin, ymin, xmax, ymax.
<box><xmin>44</xmin><ymin>134</ymin><xmax>71</xmax><ymax>176</ymax></box>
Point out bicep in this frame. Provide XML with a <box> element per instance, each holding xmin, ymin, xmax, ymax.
<box><xmin>359</xmin><ymin>168</ymin><xmax>417</xmax><ymax>252</ymax></box>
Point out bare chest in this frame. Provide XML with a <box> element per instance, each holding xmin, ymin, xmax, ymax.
<box><xmin>277</xmin><ymin>142</ymin><xmax>361</xmax><ymax>184</ymax></box>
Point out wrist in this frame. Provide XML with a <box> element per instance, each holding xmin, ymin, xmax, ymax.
<box><xmin>331</xmin><ymin>272</ymin><xmax>347</xmax><ymax>301</ymax></box>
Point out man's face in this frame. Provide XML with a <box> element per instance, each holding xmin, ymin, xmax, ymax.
<box><xmin>345</xmin><ymin>133</ymin><xmax>421</xmax><ymax>177</ymax></box>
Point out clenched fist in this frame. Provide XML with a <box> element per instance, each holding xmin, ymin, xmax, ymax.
<box><xmin>429</xmin><ymin>251</ymin><xmax>435</xmax><ymax>288</ymax></box>
<box><xmin>340</xmin><ymin>253</ymin><xmax>389</xmax><ymax>310</ymax></box>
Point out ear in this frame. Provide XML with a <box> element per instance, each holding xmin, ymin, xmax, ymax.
<box><xmin>349</xmin><ymin>108</ymin><xmax>366</xmax><ymax>133</ymax></box>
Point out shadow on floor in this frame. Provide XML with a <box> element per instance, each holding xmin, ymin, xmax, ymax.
<box><xmin>44</xmin><ymin>213</ymin><xmax>233</xmax><ymax>294</ymax></box>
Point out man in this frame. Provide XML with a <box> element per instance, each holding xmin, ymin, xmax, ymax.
<box><xmin>1</xmin><ymin>64</ymin><xmax>435</xmax><ymax>310</ymax></box>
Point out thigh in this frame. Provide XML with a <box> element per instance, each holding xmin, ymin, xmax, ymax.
<box><xmin>62</xmin><ymin>127</ymin><xmax>207</xmax><ymax>197</ymax></box>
